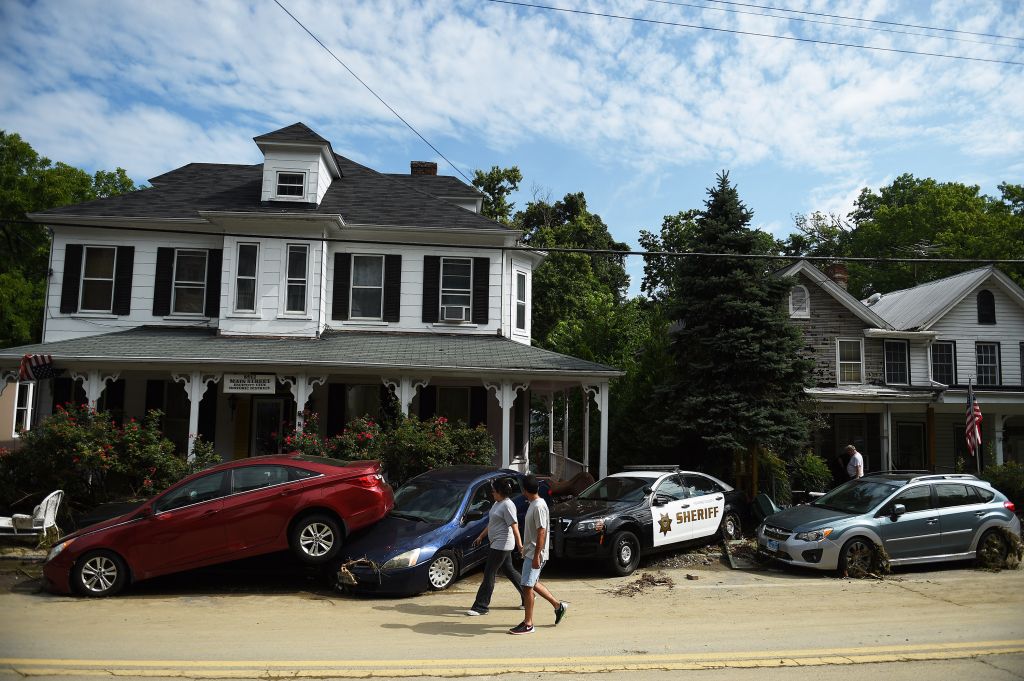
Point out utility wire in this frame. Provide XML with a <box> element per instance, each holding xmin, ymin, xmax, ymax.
<box><xmin>487</xmin><ymin>0</ymin><xmax>1024</xmax><ymax>66</ymax></box>
<box><xmin>272</xmin><ymin>0</ymin><xmax>474</xmax><ymax>184</ymax></box>
<box><xmin>10</xmin><ymin>219</ymin><xmax>1024</xmax><ymax>264</ymax></box>
<box><xmin>644</xmin><ymin>0</ymin><xmax>1020</xmax><ymax>49</ymax></box>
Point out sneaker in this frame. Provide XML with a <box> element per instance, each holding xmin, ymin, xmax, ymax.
<box><xmin>554</xmin><ymin>602</ymin><xmax>569</xmax><ymax>625</ymax></box>
<box><xmin>518</xmin><ymin>604</ymin><xmax>525</xmax><ymax>610</ymax></box>
<box><xmin>508</xmin><ymin>622</ymin><xmax>534</xmax><ymax>635</ymax></box>
<box><xmin>464</xmin><ymin>609</ymin><xmax>485</xmax><ymax>616</ymax></box>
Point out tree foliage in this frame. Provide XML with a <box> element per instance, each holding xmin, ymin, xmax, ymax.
<box><xmin>472</xmin><ymin>165</ymin><xmax>522</xmax><ymax>224</ymax></box>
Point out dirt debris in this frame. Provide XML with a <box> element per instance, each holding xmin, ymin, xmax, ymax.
<box><xmin>606</xmin><ymin>571</ymin><xmax>675</xmax><ymax>597</ymax></box>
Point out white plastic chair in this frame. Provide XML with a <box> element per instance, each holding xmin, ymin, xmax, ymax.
<box><xmin>0</xmin><ymin>490</ymin><xmax>64</xmax><ymax>539</ymax></box>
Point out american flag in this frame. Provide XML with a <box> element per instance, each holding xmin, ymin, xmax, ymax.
<box><xmin>19</xmin><ymin>353</ymin><xmax>57</xmax><ymax>381</ymax></box>
<box><xmin>965</xmin><ymin>379</ymin><xmax>983</xmax><ymax>457</ymax></box>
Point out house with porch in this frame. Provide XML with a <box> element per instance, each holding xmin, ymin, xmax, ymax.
<box><xmin>0</xmin><ymin>123</ymin><xmax>619</xmax><ymax>477</ymax></box>
<box><xmin>782</xmin><ymin>260</ymin><xmax>1024</xmax><ymax>474</ymax></box>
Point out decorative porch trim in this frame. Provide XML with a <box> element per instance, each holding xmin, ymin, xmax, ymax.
<box><xmin>173</xmin><ymin>372</ymin><xmax>221</xmax><ymax>462</ymax></box>
<box><xmin>279</xmin><ymin>374</ymin><xmax>327</xmax><ymax>432</ymax></box>
<box><xmin>72</xmin><ymin>370</ymin><xmax>121</xmax><ymax>409</ymax></box>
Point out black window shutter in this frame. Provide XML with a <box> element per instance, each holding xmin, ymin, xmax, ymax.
<box><xmin>332</xmin><ymin>253</ymin><xmax>351</xmax><ymax>321</ymax></box>
<box><xmin>204</xmin><ymin>249</ymin><xmax>222</xmax><ymax>318</ymax></box>
<box><xmin>383</xmin><ymin>254</ymin><xmax>402</xmax><ymax>322</ymax></box>
<box><xmin>112</xmin><ymin>246</ymin><xmax>135</xmax><ymax>315</ymax></box>
<box><xmin>153</xmin><ymin>248</ymin><xmax>175</xmax><ymax>316</ymax></box>
<box><xmin>470</xmin><ymin>386</ymin><xmax>488</xmax><ymax>427</ymax></box>
<box><xmin>327</xmin><ymin>383</ymin><xmax>347</xmax><ymax>435</ymax></box>
<box><xmin>60</xmin><ymin>244</ymin><xmax>84</xmax><ymax>314</ymax></box>
<box><xmin>422</xmin><ymin>256</ymin><xmax>441</xmax><ymax>323</ymax></box>
<box><xmin>419</xmin><ymin>385</ymin><xmax>437</xmax><ymax>420</ymax></box>
<box><xmin>471</xmin><ymin>257</ymin><xmax>489</xmax><ymax>324</ymax></box>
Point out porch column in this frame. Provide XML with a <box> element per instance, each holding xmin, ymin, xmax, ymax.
<box><xmin>926</xmin><ymin>406</ymin><xmax>936</xmax><ymax>472</ymax></box>
<box><xmin>881</xmin><ymin>404</ymin><xmax>892</xmax><ymax>472</ymax></box>
<box><xmin>995</xmin><ymin>414</ymin><xmax>1006</xmax><ymax>466</ymax></box>
<box><xmin>72</xmin><ymin>370</ymin><xmax>120</xmax><ymax>410</ymax></box>
<box><xmin>542</xmin><ymin>392</ymin><xmax>555</xmax><ymax>473</ymax></box>
<box><xmin>563</xmin><ymin>392</ymin><xmax>570</xmax><ymax>462</ymax></box>
<box><xmin>279</xmin><ymin>374</ymin><xmax>327</xmax><ymax>432</ymax></box>
<box><xmin>598</xmin><ymin>380</ymin><xmax>609</xmax><ymax>480</ymax></box>
<box><xmin>485</xmin><ymin>381</ymin><xmax>528</xmax><ymax>469</ymax></box>
<box><xmin>382</xmin><ymin>377</ymin><xmax>430</xmax><ymax>416</ymax></box>
<box><xmin>172</xmin><ymin>371</ymin><xmax>221</xmax><ymax>462</ymax></box>
<box><xmin>583</xmin><ymin>385</ymin><xmax>596</xmax><ymax>472</ymax></box>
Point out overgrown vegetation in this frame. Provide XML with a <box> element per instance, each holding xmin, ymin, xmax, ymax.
<box><xmin>981</xmin><ymin>462</ymin><xmax>1024</xmax><ymax>510</ymax></box>
<box><xmin>789</xmin><ymin>451</ymin><xmax>833</xmax><ymax>493</ymax></box>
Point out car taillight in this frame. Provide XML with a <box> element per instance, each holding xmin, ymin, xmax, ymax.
<box><xmin>351</xmin><ymin>473</ymin><xmax>384</xmax><ymax>489</ymax></box>
<box><xmin>1005</xmin><ymin>501</ymin><xmax>1016</xmax><ymax>512</ymax></box>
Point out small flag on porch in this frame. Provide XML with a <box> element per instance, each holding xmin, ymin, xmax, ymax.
<box><xmin>965</xmin><ymin>379</ymin><xmax>983</xmax><ymax>457</ymax></box>
<box><xmin>19</xmin><ymin>353</ymin><xmax>56</xmax><ymax>381</ymax></box>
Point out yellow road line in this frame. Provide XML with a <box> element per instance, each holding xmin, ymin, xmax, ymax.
<box><xmin>3</xmin><ymin>641</ymin><xmax>1023</xmax><ymax>678</ymax></box>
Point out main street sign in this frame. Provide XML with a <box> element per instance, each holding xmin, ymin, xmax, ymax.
<box><xmin>223</xmin><ymin>373</ymin><xmax>277</xmax><ymax>394</ymax></box>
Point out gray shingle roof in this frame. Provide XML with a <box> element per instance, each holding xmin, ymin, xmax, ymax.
<box><xmin>385</xmin><ymin>174</ymin><xmax>482</xmax><ymax>198</ymax></box>
<box><xmin>253</xmin><ymin>122</ymin><xmax>330</xmax><ymax>146</ymax></box>
<box><xmin>866</xmin><ymin>267</ymin><xmax>993</xmax><ymax>330</ymax></box>
<box><xmin>0</xmin><ymin>328</ymin><xmax>620</xmax><ymax>376</ymax></box>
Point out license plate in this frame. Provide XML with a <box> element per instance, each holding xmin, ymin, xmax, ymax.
<box><xmin>767</xmin><ymin>538</ymin><xmax>779</xmax><ymax>552</ymax></box>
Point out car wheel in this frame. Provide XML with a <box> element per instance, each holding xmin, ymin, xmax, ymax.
<box><xmin>73</xmin><ymin>550</ymin><xmax>127</xmax><ymax>597</ymax></box>
<box><xmin>290</xmin><ymin>514</ymin><xmax>342</xmax><ymax>565</ymax></box>
<box><xmin>426</xmin><ymin>550</ymin><xmax>458</xmax><ymax>591</ymax></box>
<box><xmin>608</xmin><ymin>530</ymin><xmax>641</xmax><ymax>576</ymax></box>
<box><xmin>720</xmin><ymin>511</ymin><xmax>742</xmax><ymax>541</ymax></box>
<box><xmin>838</xmin><ymin>537</ymin><xmax>876</xmax><ymax>576</ymax></box>
<box><xmin>976</xmin><ymin>529</ymin><xmax>1008</xmax><ymax>567</ymax></box>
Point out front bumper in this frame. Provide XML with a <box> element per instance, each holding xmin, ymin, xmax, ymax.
<box><xmin>42</xmin><ymin>558</ymin><xmax>73</xmax><ymax>594</ymax></box>
<box><xmin>552</xmin><ymin>530</ymin><xmax>612</xmax><ymax>561</ymax></box>
<box><xmin>340</xmin><ymin>560</ymin><xmax>430</xmax><ymax>596</ymax></box>
<box><xmin>756</xmin><ymin>524</ymin><xmax>842</xmax><ymax>571</ymax></box>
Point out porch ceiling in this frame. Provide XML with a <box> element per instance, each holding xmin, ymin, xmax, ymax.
<box><xmin>0</xmin><ymin>327</ymin><xmax>621</xmax><ymax>381</ymax></box>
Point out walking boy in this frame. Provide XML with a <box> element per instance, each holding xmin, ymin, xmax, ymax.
<box><xmin>509</xmin><ymin>475</ymin><xmax>568</xmax><ymax>635</ymax></box>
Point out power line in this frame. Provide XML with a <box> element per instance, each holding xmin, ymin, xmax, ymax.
<box><xmin>272</xmin><ymin>0</ymin><xmax>474</xmax><ymax>184</ymax></box>
<box><xmin>487</xmin><ymin>0</ymin><xmax>1024</xmax><ymax>67</ymax></box>
<box><xmin>644</xmin><ymin>0</ymin><xmax>1021</xmax><ymax>49</ymax></box>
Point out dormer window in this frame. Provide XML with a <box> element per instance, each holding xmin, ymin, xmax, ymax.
<box><xmin>789</xmin><ymin>285</ymin><xmax>810</xmax><ymax>318</ymax></box>
<box><xmin>977</xmin><ymin>289</ymin><xmax>995</xmax><ymax>324</ymax></box>
<box><xmin>275</xmin><ymin>172</ymin><xmax>306</xmax><ymax>199</ymax></box>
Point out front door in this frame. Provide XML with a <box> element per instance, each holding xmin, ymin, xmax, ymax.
<box><xmin>651</xmin><ymin>475</ymin><xmax>691</xmax><ymax>547</ymax></box>
<box><xmin>457</xmin><ymin>484</ymin><xmax>493</xmax><ymax>570</ymax></box>
<box><xmin>681</xmin><ymin>474</ymin><xmax>726</xmax><ymax>541</ymax></box>
<box><xmin>895</xmin><ymin>423</ymin><xmax>926</xmax><ymax>471</ymax></box>
<box><xmin>876</xmin><ymin>485</ymin><xmax>941</xmax><ymax>560</ymax></box>
<box><xmin>935</xmin><ymin>483</ymin><xmax>985</xmax><ymax>554</ymax></box>
<box><xmin>252</xmin><ymin>398</ymin><xmax>285</xmax><ymax>455</ymax></box>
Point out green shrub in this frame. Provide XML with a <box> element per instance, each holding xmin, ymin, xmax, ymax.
<box><xmin>982</xmin><ymin>462</ymin><xmax>1024</xmax><ymax>509</ymax></box>
<box><xmin>789</xmin><ymin>451</ymin><xmax>833</xmax><ymax>492</ymax></box>
<box><xmin>759</xmin><ymin>449</ymin><xmax>792</xmax><ymax>506</ymax></box>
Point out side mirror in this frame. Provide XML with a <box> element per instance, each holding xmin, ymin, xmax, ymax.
<box><xmin>892</xmin><ymin>504</ymin><xmax>906</xmax><ymax>517</ymax></box>
<box><xmin>138</xmin><ymin>505</ymin><xmax>155</xmax><ymax>519</ymax></box>
<box><xmin>643</xmin><ymin>486</ymin><xmax>653</xmax><ymax>496</ymax></box>
<box><xmin>652</xmin><ymin>495</ymin><xmax>669</xmax><ymax>507</ymax></box>
<box><xmin>464</xmin><ymin>509</ymin><xmax>487</xmax><ymax>522</ymax></box>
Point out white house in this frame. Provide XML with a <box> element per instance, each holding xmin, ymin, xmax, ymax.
<box><xmin>0</xmin><ymin>123</ymin><xmax>620</xmax><ymax>476</ymax></box>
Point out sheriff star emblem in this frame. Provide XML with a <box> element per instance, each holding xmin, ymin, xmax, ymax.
<box><xmin>658</xmin><ymin>513</ymin><xmax>673</xmax><ymax>536</ymax></box>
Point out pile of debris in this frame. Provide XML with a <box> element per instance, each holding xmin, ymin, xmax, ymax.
<box><xmin>649</xmin><ymin>544</ymin><xmax>723</xmax><ymax>569</ymax></box>
<box><xmin>606</xmin><ymin>571</ymin><xmax>675</xmax><ymax>597</ymax></box>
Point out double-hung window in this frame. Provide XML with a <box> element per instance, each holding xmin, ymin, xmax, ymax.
<box><xmin>172</xmin><ymin>249</ymin><xmax>208</xmax><ymax>315</ymax></box>
<box><xmin>79</xmin><ymin>246</ymin><xmax>117</xmax><ymax>312</ymax></box>
<box><xmin>440</xmin><ymin>257</ymin><xmax>472</xmax><ymax>322</ymax></box>
<box><xmin>351</xmin><ymin>255</ymin><xmax>384</xmax><ymax>319</ymax></box>
<box><xmin>285</xmin><ymin>244</ymin><xmax>308</xmax><ymax>314</ymax></box>
<box><xmin>276</xmin><ymin>172</ymin><xmax>305</xmax><ymax>198</ymax></box>
<box><xmin>789</xmin><ymin>285</ymin><xmax>810</xmax><ymax>318</ymax></box>
<box><xmin>234</xmin><ymin>243</ymin><xmax>259</xmax><ymax>313</ymax></box>
<box><xmin>930</xmin><ymin>341</ymin><xmax>955</xmax><ymax>385</ymax></box>
<box><xmin>884</xmin><ymin>340</ymin><xmax>909</xmax><ymax>385</ymax></box>
<box><xmin>976</xmin><ymin>342</ymin><xmax>1000</xmax><ymax>386</ymax></box>
<box><xmin>13</xmin><ymin>381</ymin><xmax>34</xmax><ymax>437</ymax></box>
<box><xmin>514</xmin><ymin>270</ymin><xmax>527</xmax><ymax>332</ymax></box>
<box><xmin>837</xmin><ymin>339</ymin><xmax>863</xmax><ymax>384</ymax></box>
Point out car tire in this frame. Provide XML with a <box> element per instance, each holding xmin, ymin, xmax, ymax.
<box><xmin>720</xmin><ymin>511</ymin><xmax>742</xmax><ymax>541</ymax></box>
<box><xmin>426</xmin><ymin>550</ymin><xmax>458</xmax><ymax>591</ymax></box>
<box><xmin>290</xmin><ymin>514</ymin><xmax>342</xmax><ymax>565</ymax></box>
<box><xmin>838</xmin><ymin>537</ymin><xmax>876</xmax><ymax>576</ymax></box>
<box><xmin>608</xmin><ymin>530</ymin><xmax>641</xmax><ymax>576</ymax></box>
<box><xmin>73</xmin><ymin>550</ymin><xmax>127</xmax><ymax>597</ymax></box>
<box><xmin>976</xmin><ymin>529</ymin><xmax>1008</xmax><ymax>567</ymax></box>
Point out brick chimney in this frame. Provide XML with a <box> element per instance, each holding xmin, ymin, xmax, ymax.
<box><xmin>410</xmin><ymin>161</ymin><xmax>437</xmax><ymax>176</ymax></box>
<box><xmin>824</xmin><ymin>262</ymin><xmax>849</xmax><ymax>290</ymax></box>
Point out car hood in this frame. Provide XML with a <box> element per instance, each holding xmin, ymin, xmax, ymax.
<box><xmin>552</xmin><ymin>498</ymin><xmax>636</xmax><ymax>520</ymax></box>
<box><xmin>62</xmin><ymin>508</ymin><xmax>144</xmax><ymax>541</ymax></box>
<box><xmin>764</xmin><ymin>505</ymin><xmax>854</xmax><ymax>532</ymax></box>
<box><xmin>342</xmin><ymin>514</ymin><xmax>449</xmax><ymax>562</ymax></box>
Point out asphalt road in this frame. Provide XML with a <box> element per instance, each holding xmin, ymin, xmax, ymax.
<box><xmin>1</xmin><ymin>550</ymin><xmax>1022</xmax><ymax>680</ymax></box>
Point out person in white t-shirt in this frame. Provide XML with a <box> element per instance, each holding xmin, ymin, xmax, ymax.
<box><xmin>845</xmin><ymin>445</ymin><xmax>864</xmax><ymax>479</ymax></box>
<box><xmin>508</xmin><ymin>475</ymin><xmax>568</xmax><ymax>635</ymax></box>
<box><xmin>465</xmin><ymin>478</ymin><xmax>524</xmax><ymax>616</ymax></box>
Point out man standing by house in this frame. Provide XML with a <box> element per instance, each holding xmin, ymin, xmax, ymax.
<box><xmin>508</xmin><ymin>475</ymin><xmax>568</xmax><ymax>635</ymax></box>
<box><xmin>845</xmin><ymin>444</ymin><xmax>864</xmax><ymax>479</ymax></box>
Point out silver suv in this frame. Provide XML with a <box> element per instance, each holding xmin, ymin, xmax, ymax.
<box><xmin>756</xmin><ymin>473</ymin><xmax>1021</xmax><ymax>574</ymax></box>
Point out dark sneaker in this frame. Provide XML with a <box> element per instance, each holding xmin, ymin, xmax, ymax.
<box><xmin>555</xmin><ymin>602</ymin><xmax>569</xmax><ymax>625</ymax></box>
<box><xmin>508</xmin><ymin>622</ymin><xmax>534</xmax><ymax>635</ymax></box>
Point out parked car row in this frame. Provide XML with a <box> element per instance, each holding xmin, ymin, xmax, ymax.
<box><xmin>41</xmin><ymin>457</ymin><xmax>1021</xmax><ymax>598</ymax></box>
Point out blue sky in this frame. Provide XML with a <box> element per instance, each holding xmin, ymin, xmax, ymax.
<box><xmin>2</xmin><ymin>0</ymin><xmax>1022</xmax><ymax>295</ymax></box>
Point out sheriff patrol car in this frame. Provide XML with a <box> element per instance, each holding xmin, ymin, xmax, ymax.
<box><xmin>551</xmin><ymin>467</ymin><xmax>746</xmax><ymax>575</ymax></box>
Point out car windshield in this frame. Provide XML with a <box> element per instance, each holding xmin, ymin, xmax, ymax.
<box><xmin>812</xmin><ymin>480</ymin><xmax>901</xmax><ymax>515</ymax></box>
<box><xmin>392</xmin><ymin>480</ymin><xmax>466</xmax><ymax>523</ymax></box>
<box><xmin>577</xmin><ymin>476</ymin><xmax>651</xmax><ymax>504</ymax></box>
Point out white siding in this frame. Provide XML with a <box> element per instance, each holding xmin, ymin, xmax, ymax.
<box><xmin>260</xmin><ymin>149</ymin><xmax>324</xmax><ymax>204</ymax></box>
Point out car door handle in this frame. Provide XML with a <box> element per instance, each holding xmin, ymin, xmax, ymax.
<box><xmin>680</xmin><ymin>504</ymin><xmax>690</xmax><ymax>508</ymax></box>
<box><xmin>279</xmin><ymin>489</ymin><xmax>297</xmax><ymax>496</ymax></box>
<box><xmin>200</xmin><ymin>509</ymin><xmax>220</xmax><ymax>518</ymax></box>
<box><xmin>975</xmin><ymin>511</ymin><xmax>986</xmax><ymax>516</ymax></box>
<box><xmin>925</xmin><ymin>518</ymin><xmax>938</xmax><ymax>525</ymax></box>
<box><xmin>714</xmin><ymin>496</ymin><xmax>723</xmax><ymax>501</ymax></box>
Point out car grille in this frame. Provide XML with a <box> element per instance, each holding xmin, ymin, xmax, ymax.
<box><xmin>763</xmin><ymin>525</ymin><xmax>790</xmax><ymax>541</ymax></box>
<box><xmin>558</xmin><ymin>518</ymin><xmax>572</xmax><ymax>532</ymax></box>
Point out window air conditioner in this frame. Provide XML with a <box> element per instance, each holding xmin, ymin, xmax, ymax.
<box><xmin>441</xmin><ymin>306</ymin><xmax>468</xmax><ymax>321</ymax></box>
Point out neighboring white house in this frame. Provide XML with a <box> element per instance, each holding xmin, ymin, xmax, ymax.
<box><xmin>782</xmin><ymin>260</ymin><xmax>1024</xmax><ymax>474</ymax></box>
<box><xmin>0</xmin><ymin>123</ymin><xmax>620</xmax><ymax>476</ymax></box>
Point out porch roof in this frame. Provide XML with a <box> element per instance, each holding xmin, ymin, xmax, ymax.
<box><xmin>0</xmin><ymin>327</ymin><xmax>622</xmax><ymax>379</ymax></box>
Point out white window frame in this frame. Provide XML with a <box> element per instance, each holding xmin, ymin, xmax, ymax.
<box><xmin>789</xmin><ymin>284</ymin><xmax>810</xmax><ymax>319</ymax></box>
<box><xmin>234</xmin><ymin>242</ymin><xmax>260</xmax><ymax>313</ymax></box>
<box><xmin>439</xmin><ymin>257</ymin><xmax>472</xmax><ymax>322</ymax></box>
<box><xmin>282</xmin><ymin>243</ymin><xmax>309</xmax><ymax>315</ymax></box>
<box><xmin>350</xmin><ymin>254</ymin><xmax>385</xmax><ymax>320</ymax></box>
<box><xmin>274</xmin><ymin>171</ymin><xmax>307</xmax><ymax>201</ymax></box>
<box><xmin>12</xmin><ymin>381</ymin><xmax>34</xmax><ymax>438</ymax></box>
<box><xmin>976</xmin><ymin>342</ymin><xmax>1000</xmax><ymax>386</ymax></box>
<box><xmin>884</xmin><ymin>340</ymin><xmax>910</xmax><ymax>385</ymax></box>
<box><xmin>79</xmin><ymin>245</ymin><xmax>117</xmax><ymax>313</ymax></box>
<box><xmin>513</xmin><ymin>268</ymin><xmax>529</xmax><ymax>334</ymax></box>
<box><xmin>929</xmin><ymin>341</ymin><xmax>956</xmax><ymax>385</ymax></box>
<box><xmin>171</xmin><ymin>249</ymin><xmax>208</xmax><ymax>316</ymax></box>
<box><xmin>837</xmin><ymin>338</ymin><xmax>864</xmax><ymax>385</ymax></box>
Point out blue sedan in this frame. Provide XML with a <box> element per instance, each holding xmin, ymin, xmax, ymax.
<box><xmin>338</xmin><ymin>466</ymin><xmax>538</xmax><ymax>595</ymax></box>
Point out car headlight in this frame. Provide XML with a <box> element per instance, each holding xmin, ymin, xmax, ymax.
<box><xmin>382</xmin><ymin>548</ymin><xmax>421</xmax><ymax>571</ymax></box>
<box><xmin>575</xmin><ymin>517</ymin><xmax>610</xmax><ymax>533</ymax></box>
<box><xmin>46</xmin><ymin>538</ymin><xmax>75</xmax><ymax>563</ymax></box>
<box><xmin>795</xmin><ymin>528</ymin><xmax>833</xmax><ymax>542</ymax></box>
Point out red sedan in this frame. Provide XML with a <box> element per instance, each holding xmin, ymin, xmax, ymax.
<box><xmin>43</xmin><ymin>454</ymin><xmax>393</xmax><ymax>597</ymax></box>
